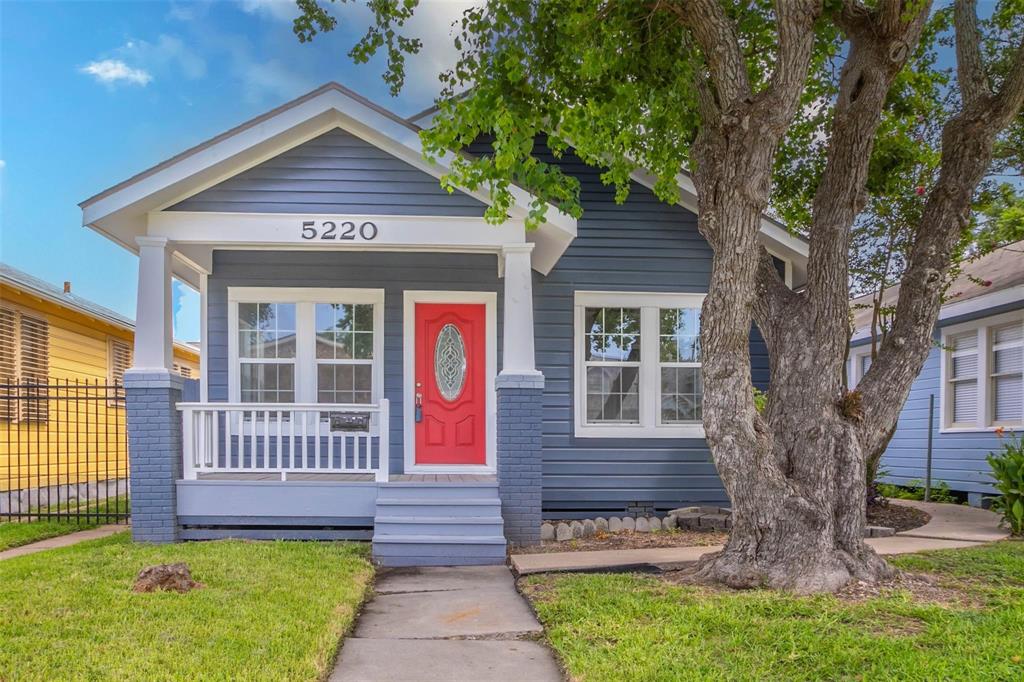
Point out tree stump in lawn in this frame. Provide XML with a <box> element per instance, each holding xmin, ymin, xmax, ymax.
<box><xmin>132</xmin><ymin>563</ymin><xmax>204</xmax><ymax>593</ymax></box>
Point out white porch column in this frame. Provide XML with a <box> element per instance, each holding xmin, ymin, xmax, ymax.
<box><xmin>500</xmin><ymin>243</ymin><xmax>541</xmax><ymax>376</ymax></box>
<box><xmin>134</xmin><ymin>236</ymin><xmax>174</xmax><ymax>371</ymax></box>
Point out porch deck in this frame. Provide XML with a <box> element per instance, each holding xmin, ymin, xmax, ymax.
<box><xmin>195</xmin><ymin>473</ymin><xmax>496</xmax><ymax>483</ymax></box>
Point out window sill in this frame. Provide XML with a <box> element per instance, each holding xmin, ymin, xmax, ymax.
<box><xmin>574</xmin><ymin>423</ymin><xmax>706</xmax><ymax>439</ymax></box>
<box><xmin>940</xmin><ymin>425</ymin><xmax>1022</xmax><ymax>434</ymax></box>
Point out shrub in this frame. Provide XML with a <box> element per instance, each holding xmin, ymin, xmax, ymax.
<box><xmin>875</xmin><ymin>479</ymin><xmax>957</xmax><ymax>503</ymax></box>
<box><xmin>987</xmin><ymin>432</ymin><xmax>1024</xmax><ymax>536</ymax></box>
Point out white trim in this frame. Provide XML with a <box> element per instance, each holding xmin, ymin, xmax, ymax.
<box><xmin>199</xmin><ymin>272</ymin><xmax>209</xmax><ymax>402</ymax></box>
<box><xmin>402</xmin><ymin>290</ymin><xmax>497</xmax><ymax>474</ymax></box>
<box><xmin>939</xmin><ymin>309</ymin><xmax>1024</xmax><ymax>433</ymax></box>
<box><xmin>850</xmin><ymin>284</ymin><xmax>1024</xmax><ymax>343</ymax></box>
<box><xmin>226</xmin><ymin>287</ymin><xmax>385</xmax><ymax>407</ymax></box>
<box><xmin>81</xmin><ymin>85</ymin><xmax>576</xmax><ymax>276</ymax></box>
<box><xmin>147</xmin><ymin>211</ymin><xmax>527</xmax><ymax>251</ymax></box>
<box><xmin>573</xmin><ymin>291</ymin><xmax>706</xmax><ymax>439</ymax></box>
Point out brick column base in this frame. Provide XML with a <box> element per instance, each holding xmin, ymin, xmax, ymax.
<box><xmin>496</xmin><ymin>372</ymin><xmax>544</xmax><ymax>547</ymax></box>
<box><xmin>124</xmin><ymin>370</ymin><xmax>184</xmax><ymax>543</ymax></box>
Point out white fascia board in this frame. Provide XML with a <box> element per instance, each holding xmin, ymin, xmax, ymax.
<box><xmin>849</xmin><ymin>283</ymin><xmax>1024</xmax><ymax>343</ymax></box>
<box><xmin>81</xmin><ymin>86</ymin><xmax>577</xmax><ymax>275</ymax></box>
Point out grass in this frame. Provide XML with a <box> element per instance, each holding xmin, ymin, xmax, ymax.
<box><xmin>0</xmin><ymin>495</ymin><xmax>129</xmax><ymax>551</ymax></box>
<box><xmin>0</xmin><ymin>533</ymin><xmax>374</xmax><ymax>681</ymax></box>
<box><xmin>523</xmin><ymin>541</ymin><xmax>1024</xmax><ymax>681</ymax></box>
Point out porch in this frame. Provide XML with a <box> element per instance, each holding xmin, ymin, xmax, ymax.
<box><xmin>175</xmin><ymin>397</ymin><xmax>505</xmax><ymax>564</ymax></box>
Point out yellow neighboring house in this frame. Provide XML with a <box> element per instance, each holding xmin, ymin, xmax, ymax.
<box><xmin>0</xmin><ymin>263</ymin><xmax>198</xmax><ymax>494</ymax></box>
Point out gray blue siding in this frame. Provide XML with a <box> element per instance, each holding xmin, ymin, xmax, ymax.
<box><xmin>170</xmin><ymin>128</ymin><xmax>486</xmax><ymax>216</ymax></box>
<box><xmin>206</xmin><ymin>250</ymin><xmax>502</xmax><ymax>475</ymax></box>
<box><xmin>522</xmin><ymin>148</ymin><xmax>767</xmax><ymax>516</ymax></box>
<box><xmin>864</xmin><ymin>303</ymin><xmax>1024</xmax><ymax>497</ymax></box>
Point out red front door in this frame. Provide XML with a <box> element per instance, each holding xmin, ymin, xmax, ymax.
<box><xmin>415</xmin><ymin>303</ymin><xmax>487</xmax><ymax>465</ymax></box>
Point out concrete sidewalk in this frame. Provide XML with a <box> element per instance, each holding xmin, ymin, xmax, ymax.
<box><xmin>0</xmin><ymin>524</ymin><xmax>125</xmax><ymax>561</ymax></box>
<box><xmin>511</xmin><ymin>500</ymin><xmax>1009</xmax><ymax>576</ymax></box>
<box><xmin>330</xmin><ymin>566</ymin><xmax>562</xmax><ymax>682</ymax></box>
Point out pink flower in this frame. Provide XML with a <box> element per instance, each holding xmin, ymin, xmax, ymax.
<box><xmin>995</xmin><ymin>426</ymin><xmax>1005</xmax><ymax>438</ymax></box>
<box><xmin>915</xmin><ymin>186</ymin><xmax>926</xmax><ymax>196</ymax></box>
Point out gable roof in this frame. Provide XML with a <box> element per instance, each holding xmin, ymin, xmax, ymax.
<box><xmin>0</xmin><ymin>262</ymin><xmax>198</xmax><ymax>354</ymax></box>
<box><xmin>850</xmin><ymin>240</ymin><xmax>1024</xmax><ymax>340</ymax></box>
<box><xmin>80</xmin><ymin>82</ymin><xmax>577</xmax><ymax>279</ymax></box>
<box><xmin>408</xmin><ymin>99</ymin><xmax>810</xmax><ymax>283</ymax></box>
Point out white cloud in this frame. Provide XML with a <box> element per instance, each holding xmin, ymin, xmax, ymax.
<box><xmin>238</xmin><ymin>0</ymin><xmax>299</xmax><ymax>22</ymax></box>
<box><xmin>79</xmin><ymin>59</ymin><xmax>153</xmax><ymax>86</ymax></box>
<box><xmin>0</xmin><ymin>159</ymin><xmax>6</xmax><ymax>169</ymax></box>
<box><xmin>124</xmin><ymin>35</ymin><xmax>207</xmax><ymax>80</ymax></box>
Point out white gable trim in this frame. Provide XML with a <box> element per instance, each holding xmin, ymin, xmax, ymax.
<box><xmin>80</xmin><ymin>83</ymin><xmax>576</xmax><ymax>276</ymax></box>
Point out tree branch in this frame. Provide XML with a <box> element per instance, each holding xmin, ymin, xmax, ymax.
<box><xmin>803</xmin><ymin>2</ymin><xmax>930</xmax><ymax>366</ymax></box>
<box><xmin>954</xmin><ymin>0</ymin><xmax>990</xmax><ymax>106</ymax></box>
<box><xmin>669</xmin><ymin>0</ymin><xmax>752</xmax><ymax>111</ymax></box>
<box><xmin>857</xmin><ymin>10</ymin><xmax>1024</xmax><ymax>455</ymax></box>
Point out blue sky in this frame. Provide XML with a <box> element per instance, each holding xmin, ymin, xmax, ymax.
<box><xmin>0</xmin><ymin>0</ymin><xmax>469</xmax><ymax>341</ymax></box>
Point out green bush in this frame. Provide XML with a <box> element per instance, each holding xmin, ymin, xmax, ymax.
<box><xmin>875</xmin><ymin>479</ymin><xmax>957</xmax><ymax>503</ymax></box>
<box><xmin>987</xmin><ymin>432</ymin><xmax>1024</xmax><ymax>536</ymax></box>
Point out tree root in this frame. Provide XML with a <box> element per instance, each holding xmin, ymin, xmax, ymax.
<box><xmin>690</xmin><ymin>543</ymin><xmax>897</xmax><ymax>594</ymax></box>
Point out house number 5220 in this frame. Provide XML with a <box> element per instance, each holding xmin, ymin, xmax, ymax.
<box><xmin>300</xmin><ymin>220</ymin><xmax>379</xmax><ymax>241</ymax></box>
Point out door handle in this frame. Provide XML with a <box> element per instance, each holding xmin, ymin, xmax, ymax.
<box><xmin>415</xmin><ymin>391</ymin><xmax>423</xmax><ymax>423</ymax></box>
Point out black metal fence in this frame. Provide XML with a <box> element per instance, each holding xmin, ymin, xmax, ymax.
<box><xmin>1</xmin><ymin>380</ymin><xmax>130</xmax><ymax>524</ymax></box>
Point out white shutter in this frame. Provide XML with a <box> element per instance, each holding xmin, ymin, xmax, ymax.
<box><xmin>0</xmin><ymin>307</ymin><xmax>15</xmax><ymax>421</ymax></box>
<box><xmin>18</xmin><ymin>314</ymin><xmax>49</xmax><ymax>422</ymax></box>
<box><xmin>109</xmin><ymin>339</ymin><xmax>132</xmax><ymax>384</ymax></box>
<box><xmin>992</xmin><ymin>322</ymin><xmax>1023</xmax><ymax>424</ymax></box>
<box><xmin>948</xmin><ymin>331</ymin><xmax>980</xmax><ymax>426</ymax></box>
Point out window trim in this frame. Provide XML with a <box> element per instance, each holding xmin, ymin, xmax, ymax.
<box><xmin>227</xmin><ymin>287</ymin><xmax>384</xmax><ymax>405</ymax></box>
<box><xmin>573</xmin><ymin>291</ymin><xmax>706</xmax><ymax>439</ymax></box>
<box><xmin>940</xmin><ymin>310</ymin><xmax>1024</xmax><ymax>433</ymax></box>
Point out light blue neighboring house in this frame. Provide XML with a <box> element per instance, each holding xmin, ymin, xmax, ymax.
<box><xmin>79</xmin><ymin>83</ymin><xmax>808</xmax><ymax>565</ymax></box>
<box><xmin>849</xmin><ymin>241</ymin><xmax>1024</xmax><ymax>507</ymax></box>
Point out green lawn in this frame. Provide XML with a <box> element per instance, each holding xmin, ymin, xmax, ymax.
<box><xmin>0</xmin><ymin>533</ymin><xmax>374</xmax><ymax>681</ymax></box>
<box><xmin>523</xmin><ymin>541</ymin><xmax>1024</xmax><ymax>681</ymax></box>
<box><xmin>0</xmin><ymin>496</ymin><xmax>130</xmax><ymax>551</ymax></box>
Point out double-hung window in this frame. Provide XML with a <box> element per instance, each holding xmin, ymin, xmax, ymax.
<box><xmin>941</xmin><ymin>312</ymin><xmax>1024</xmax><ymax>431</ymax></box>
<box><xmin>574</xmin><ymin>292</ymin><xmax>705</xmax><ymax>438</ymax></box>
<box><xmin>229</xmin><ymin>288</ymin><xmax>383</xmax><ymax>406</ymax></box>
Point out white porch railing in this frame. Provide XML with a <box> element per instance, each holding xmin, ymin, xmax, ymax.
<box><xmin>178</xmin><ymin>400</ymin><xmax>389</xmax><ymax>482</ymax></box>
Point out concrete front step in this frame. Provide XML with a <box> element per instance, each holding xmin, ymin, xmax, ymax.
<box><xmin>378</xmin><ymin>483</ymin><xmax>499</xmax><ymax>500</ymax></box>
<box><xmin>375</xmin><ymin>515</ymin><xmax>505</xmax><ymax>537</ymax></box>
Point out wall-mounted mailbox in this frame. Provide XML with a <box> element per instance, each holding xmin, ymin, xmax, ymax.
<box><xmin>329</xmin><ymin>412</ymin><xmax>371</xmax><ymax>432</ymax></box>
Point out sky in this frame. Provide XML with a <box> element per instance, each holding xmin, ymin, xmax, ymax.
<box><xmin>0</xmin><ymin>0</ymin><xmax>472</xmax><ymax>341</ymax></box>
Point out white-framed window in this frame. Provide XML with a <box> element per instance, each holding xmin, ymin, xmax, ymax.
<box><xmin>227</xmin><ymin>288</ymin><xmax>384</xmax><ymax>405</ymax></box>
<box><xmin>941</xmin><ymin>310</ymin><xmax>1024</xmax><ymax>432</ymax></box>
<box><xmin>1</xmin><ymin>305</ymin><xmax>50</xmax><ymax>423</ymax></box>
<box><xmin>574</xmin><ymin>291</ymin><xmax>706</xmax><ymax>438</ymax></box>
<box><xmin>848</xmin><ymin>348</ymin><xmax>873</xmax><ymax>388</ymax></box>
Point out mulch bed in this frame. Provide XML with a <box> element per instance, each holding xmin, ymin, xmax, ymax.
<box><xmin>514</xmin><ymin>528</ymin><xmax>728</xmax><ymax>554</ymax></box>
<box><xmin>868</xmin><ymin>501</ymin><xmax>931</xmax><ymax>532</ymax></box>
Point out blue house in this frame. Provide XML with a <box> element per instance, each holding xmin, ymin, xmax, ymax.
<box><xmin>849</xmin><ymin>241</ymin><xmax>1024</xmax><ymax>506</ymax></box>
<box><xmin>80</xmin><ymin>83</ymin><xmax>808</xmax><ymax>565</ymax></box>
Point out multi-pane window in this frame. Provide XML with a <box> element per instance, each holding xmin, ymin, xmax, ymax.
<box><xmin>942</xmin><ymin>316</ymin><xmax>1024</xmax><ymax>430</ymax></box>
<box><xmin>230</xmin><ymin>290</ymin><xmax>382</xmax><ymax>406</ymax></box>
<box><xmin>575</xmin><ymin>292</ymin><xmax>706</xmax><ymax>437</ymax></box>
<box><xmin>991</xmin><ymin>323</ymin><xmax>1023</xmax><ymax>424</ymax></box>
<box><xmin>583</xmin><ymin>307</ymin><xmax>641</xmax><ymax>424</ymax></box>
<box><xmin>238</xmin><ymin>302</ymin><xmax>296</xmax><ymax>403</ymax></box>
<box><xmin>315</xmin><ymin>303</ymin><xmax>374</xmax><ymax>404</ymax></box>
<box><xmin>659</xmin><ymin>308</ymin><xmax>702</xmax><ymax>424</ymax></box>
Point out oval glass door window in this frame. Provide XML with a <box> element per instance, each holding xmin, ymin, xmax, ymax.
<box><xmin>434</xmin><ymin>323</ymin><xmax>467</xmax><ymax>401</ymax></box>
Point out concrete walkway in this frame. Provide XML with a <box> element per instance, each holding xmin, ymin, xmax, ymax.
<box><xmin>330</xmin><ymin>565</ymin><xmax>562</xmax><ymax>682</ymax></box>
<box><xmin>512</xmin><ymin>500</ymin><xmax>1008</xmax><ymax>576</ymax></box>
<box><xmin>0</xmin><ymin>524</ymin><xmax>125</xmax><ymax>561</ymax></box>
